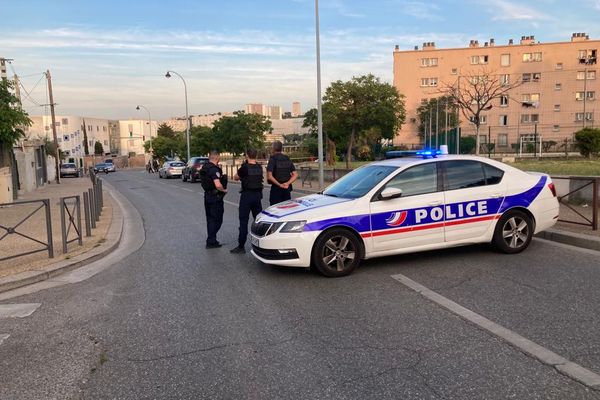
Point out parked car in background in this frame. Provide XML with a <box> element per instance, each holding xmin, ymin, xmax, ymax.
<box><xmin>94</xmin><ymin>163</ymin><xmax>110</xmax><ymax>174</ymax></box>
<box><xmin>159</xmin><ymin>161</ymin><xmax>186</xmax><ymax>179</ymax></box>
<box><xmin>104</xmin><ymin>159</ymin><xmax>116</xmax><ymax>172</ymax></box>
<box><xmin>182</xmin><ymin>156</ymin><xmax>209</xmax><ymax>182</ymax></box>
<box><xmin>60</xmin><ymin>163</ymin><xmax>79</xmax><ymax>178</ymax></box>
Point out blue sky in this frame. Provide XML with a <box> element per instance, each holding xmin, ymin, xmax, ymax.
<box><xmin>2</xmin><ymin>0</ymin><xmax>600</xmax><ymax>120</ymax></box>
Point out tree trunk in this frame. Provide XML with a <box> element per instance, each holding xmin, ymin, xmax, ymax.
<box><xmin>326</xmin><ymin>137</ymin><xmax>336</xmax><ymax>167</ymax></box>
<box><xmin>346</xmin><ymin>125</ymin><xmax>355</xmax><ymax>169</ymax></box>
<box><xmin>475</xmin><ymin>124</ymin><xmax>480</xmax><ymax>155</ymax></box>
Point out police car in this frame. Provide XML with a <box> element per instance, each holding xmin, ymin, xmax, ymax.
<box><xmin>249</xmin><ymin>154</ymin><xmax>559</xmax><ymax>277</ymax></box>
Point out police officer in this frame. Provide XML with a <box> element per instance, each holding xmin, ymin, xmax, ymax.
<box><xmin>267</xmin><ymin>140</ymin><xmax>297</xmax><ymax>206</ymax></box>
<box><xmin>230</xmin><ymin>148</ymin><xmax>263</xmax><ymax>254</ymax></box>
<box><xmin>200</xmin><ymin>151</ymin><xmax>227</xmax><ymax>249</ymax></box>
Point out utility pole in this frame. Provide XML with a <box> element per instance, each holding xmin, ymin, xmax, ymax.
<box><xmin>315</xmin><ymin>0</ymin><xmax>324</xmax><ymax>190</ymax></box>
<box><xmin>46</xmin><ymin>70</ymin><xmax>60</xmax><ymax>184</ymax></box>
<box><xmin>13</xmin><ymin>74</ymin><xmax>21</xmax><ymax>102</ymax></box>
<box><xmin>435</xmin><ymin>98</ymin><xmax>439</xmax><ymax>149</ymax></box>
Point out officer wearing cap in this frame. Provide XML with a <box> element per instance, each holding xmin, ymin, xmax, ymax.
<box><xmin>200</xmin><ymin>150</ymin><xmax>227</xmax><ymax>249</ymax></box>
<box><xmin>267</xmin><ymin>140</ymin><xmax>297</xmax><ymax>206</ymax></box>
<box><xmin>230</xmin><ymin>148</ymin><xmax>263</xmax><ymax>254</ymax></box>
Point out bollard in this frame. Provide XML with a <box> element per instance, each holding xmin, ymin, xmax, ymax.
<box><xmin>83</xmin><ymin>191</ymin><xmax>92</xmax><ymax>237</ymax></box>
<box><xmin>76</xmin><ymin>195</ymin><xmax>83</xmax><ymax>246</ymax></box>
<box><xmin>44</xmin><ymin>199</ymin><xmax>54</xmax><ymax>258</ymax></box>
<box><xmin>94</xmin><ymin>184</ymin><xmax>100</xmax><ymax>221</ymax></box>
<box><xmin>99</xmin><ymin>179</ymin><xmax>103</xmax><ymax>209</ymax></box>
<box><xmin>88</xmin><ymin>188</ymin><xmax>97</xmax><ymax>228</ymax></box>
<box><xmin>60</xmin><ymin>198</ymin><xmax>68</xmax><ymax>254</ymax></box>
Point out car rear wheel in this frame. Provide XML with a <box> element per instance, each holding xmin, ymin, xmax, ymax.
<box><xmin>312</xmin><ymin>228</ymin><xmax>361</xmax><ymax>277</ymax></box>
<box><xmin>182</xmin><ymin>172</ymin><xmax>188</xmax><ymax>182</ymax></box>
<box><xmin>190</xmin><ymin>173</ymin><xmax>196</xmax><ymax>183</ymax></box>
<box><xmin>493</xmin><ymin>210</ymin><xmax>533</xmax><ymax>254</ymax></box>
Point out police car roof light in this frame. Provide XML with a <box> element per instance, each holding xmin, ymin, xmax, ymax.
<box><xmin>415</xmin><ymin>149</ymin><xmax>442</xmax><ymax>159</ymax></box>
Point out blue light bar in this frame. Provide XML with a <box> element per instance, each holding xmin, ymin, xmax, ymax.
<box><xmin>416</xmin><ymin>149</ymin><xmax>442</xmax><ymax>158</ymax></box>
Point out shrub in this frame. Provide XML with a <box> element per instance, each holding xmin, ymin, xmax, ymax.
<box><xmin>460</xmin><ymin>136</ymin><xmax>476</xmax><ymax>154</ymax></box>
<box><xmin>574</xmin><ymin>128</ymin><xmax>600</xmax><ymax>158</ymax></box>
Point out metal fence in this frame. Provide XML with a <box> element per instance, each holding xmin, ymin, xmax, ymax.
<box><xmin>0</xmin><ymin>199</ymin><xmax>54</xmax><ymax>261</ymax></box>
<box><xmin>552</xmin><ymin>176</ymin><xmax>599</xmax><ymax>230</ymax></box>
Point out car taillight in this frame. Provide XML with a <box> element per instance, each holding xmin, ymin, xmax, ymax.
<box><xmin>548</xmin><ymin>182</ymin><xmax>557</xmax><ymax>197</ymax></box>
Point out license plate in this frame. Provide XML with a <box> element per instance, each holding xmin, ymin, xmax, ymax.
<box><xmin>250</xmin><ymin>235</ymin><xmax>259</xmax><ymax>247</ymax></box>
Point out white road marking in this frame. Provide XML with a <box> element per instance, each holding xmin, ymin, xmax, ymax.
<box><xmin>224</xmin><ymin>199</ymin><xmax>239</xmax><ymax>207</ymax></box>
<box><xmin>391</xmin><ymin>273</ymin><xmax>600</xmax><ymax>389</ymax></box>
<box><xmin>0</xmin><ymin>303</ymin><xmax>41</xmax><ymax>318</ymax></box>
<box><xmin>0</xmin><ymin>334</ymin><xmax>9</xmax><ymax>345</ymax></box>
<box><xmin>181</xmin><ymin>188</ymin><xmax>194</xmax><ymax>192</ymax></box>
<box><xmin>533</xmin><ymin>238</ymin><xmax>600</xmax><ymax>257</ymax></box>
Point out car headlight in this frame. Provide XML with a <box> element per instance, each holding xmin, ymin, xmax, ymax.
<box><xmin>280</xmin><ymin>221</ymin><xmax>306</xmax><ymax>233</ymax></box>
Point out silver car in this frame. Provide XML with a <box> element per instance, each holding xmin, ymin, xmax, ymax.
<box><xmin>158</xmin><ymin>161</ymin><xmax>185</xmax><ymax>179</ymax></box>
<box><xmin>60</xmin><ymin>163</ymin><xmax>79</xmax><ymax>178</ymax></box>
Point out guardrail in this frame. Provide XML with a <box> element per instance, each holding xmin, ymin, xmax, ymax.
<box><xmin>552</xmin><ymin>176</ymin><xmax>598</xmax><ymax>231</ymax></box>
<box><xmin>0</xmin><ymin>199</ymin><xmax>54</xmax><ymax>261</ymax></box>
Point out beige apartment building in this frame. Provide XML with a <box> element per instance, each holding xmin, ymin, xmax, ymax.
<box><xmin>292</xmin><ymin>101</ymin><xmax>302</xmax><ymax>117</ymax></box>
<box><xmin>393</xmin><ymin>33</ymin><xmax>599</xmax><ymax>151</ymax></box>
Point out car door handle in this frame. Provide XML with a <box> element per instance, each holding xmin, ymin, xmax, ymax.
<box><xmin>490</xmin><ymin>193</ymin><xmax>503</xmax><ymax>198</ymax></box>
<box><xmin>428</xmin><ymin>201</ymin><xmax>442</xmax><ymax>206</ymax></box>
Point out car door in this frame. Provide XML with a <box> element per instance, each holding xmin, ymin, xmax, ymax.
<box><xmin>368</xmin><ymin>162</ymin><xmax>445</xmax><ymax>253</ymax></box>
<box><xmin>441</xmin><ymin>160</ymin><xmax>507</xmax><ymax>243</ymax></box>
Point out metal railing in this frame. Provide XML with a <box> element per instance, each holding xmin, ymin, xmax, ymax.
<box><xmin>552</xmin><ymin>176</ymin><xmax>598</xmax><ymax>231</ymax></box>
<box><xmin>0</xmin><ymin>199</ymin><xmax>54</xmax><ymax>261</ymax></box>
<box><xmin>60</xmin><ymin>195</ymin><xmax>82</xmax><ymax>254</ymax></box>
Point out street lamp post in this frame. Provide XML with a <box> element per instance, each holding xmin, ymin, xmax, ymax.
<box><xmin>315</xmin><ymin>0</ymin><xmax>324</xmax><ymax>190</ymax></box>
<box><xmin>136</xmin><ymin>105</ymin><xmax>152</xmax><ymax>153</ymax></box>
<box><xmin>165</xmin><ymin>70</ymin><xmax>190</xmax><ymax>161</ymax></box>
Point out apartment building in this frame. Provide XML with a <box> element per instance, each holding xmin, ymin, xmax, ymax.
<box><xmin>393</xmin><ymin>33</ymin><xmax>599</xmax><ymax>150</ymax></box>
<box><xmin>27</xmin><ymin>115</ymin><xmax>112</xmax><ymax>157</ymax></box>
<box><xmin>292</xmin><ymin>102</ymin><xmax>302</xmax><ymax>117</ymax></box>
<box><xmin>118</xmin><ymin>119</ymin><xmax>158</xmax><ymax>156</ymax></box>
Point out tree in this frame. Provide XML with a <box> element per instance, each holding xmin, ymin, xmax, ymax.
<box><xmin>323</xmin><ymin>74</ymin><xmax>405</xmax><ymax>168</ymax></box>
<box><xmin>94</xmin><ymin>140</ymin><xmax>104</xmax><ymax>155</ymax></box>
<box><xmin>82</xmin><ymin>118</ymin><xmax>90</xmax><ymax>155</ymax></box>
<box><xmin>212</xmin><ymin>111</ymin><xmax>271</xmax><ymax>158</ymax></box>
<box><xmin>303</xmin><ymin>107</ymin><xmax>338</xmax><ymax>166</ymax></box>
<box><xmin>574</xmin><ymin>128</ymin><xmax>600</xmax><ymax>158</ymax></box>
<box><xmin>157</xmin><ymin>122</ymin><xmax>177</xmax><ymax>139</ymax></box>
<box><xmin>416</xmin><ymin>96</ymin><xmax>458</xmax><ymax>144</ymax></box>
<box><xmin>0</xmin><ymin>80</ymin><xmax>31</xmax><ymax>167</ymax></box>
<box><xmin>189</xmin><ymin>125</ymin><xmax>215</xmax><ymax>156</ymax></box>
<box><xmin>145</xmin><ymin>135</ymin><xmax>180</xmax><ymax>160</ymax></box>
<box><xmin>439</xmin><ymin>68</ymin><xmax>521</xmax><ymax>155</ymax></box>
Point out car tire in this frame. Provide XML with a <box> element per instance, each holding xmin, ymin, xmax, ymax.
<box><xmin>191</xmin><ymin>174</ymin><xmax>196</xmax><ymax>183</ymax></box>
<box><xmin>182</xmin><ymin>173</ymin><xmax>188</xmax><ymax>182</ymax></box>
<box><xmin>312</xmin><ymin>228</ymin><xmax>361</xmax><ymax>277</ymax></box>
<box><xmin>492</xmin><ymin>210</ymin><xmax>534</xmax><ymax>254</ymax></box>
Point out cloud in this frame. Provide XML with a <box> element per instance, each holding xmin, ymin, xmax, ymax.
<box><xmin>397</xmin><ymin>1</ymin><xmax>443</xmax><ymax>21</ymax></box>
<box><xmin>482</xmin><ymin>0</ymin><xmax>552</xmax><ymax>21</ymax></box>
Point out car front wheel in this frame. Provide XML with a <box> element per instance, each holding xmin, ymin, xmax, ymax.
<box><xmin>493</xmin><ymin>210</ymin><xmax>534</xmax><ymax>254</ymax></box>
<box><xmin>312</xmin><ymin>228</ymin><xmax>361</xmax><ymax>277</ymax></box>
<box><xmin>182</xmin><ymin>172</ymin><xmax>187</xmax><ymax>182</ymax></box>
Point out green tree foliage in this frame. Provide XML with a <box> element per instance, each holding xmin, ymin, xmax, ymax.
<box><xmin>145</xmin><ymin>135</ymin><xmax>181</xmax><ymax>160</ymax></box>
<box><xmin>82</xmin><ymin>118</ymin><xmax>90</xmax><ymax>155</ymax></box>
<box><xmin>416</xmin><ymin>96</ymin><xmax>458</xmax><ymax>140</ymax></box>
<box><xmin>322</xmin><ymin>74</ymin><xmax>406</xmax><ymax>168</ymax></box>
<box><xmin>0</xmin><ymin>80</ymin><xmax>31</xmax><ymax>145</ymax></box>
<box><xmin>157</xmin><ymin>122</ymin><xmax>177</xmax><ymax>139</ymax></box>
<box><xmin>574</xmin><ymin>128</ymin><xmax>600</xmax><ymax>158</ymax></box>
<box><xmin>190</xmin><ymin>126</ymin><xmax>215</xmax><ymax>156</ymax></box>
<box><xmin>212</xmin><ymin>111</ymin><xmax>270</xmax><ymax>157</ymax></box>
<box><xmin>94</xmin><ymin>140</ymin><xmax>104</xmax><ymax>155</ymax></box>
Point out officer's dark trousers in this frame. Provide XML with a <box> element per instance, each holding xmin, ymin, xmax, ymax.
<box><xmin>269</xmin><ymin>185</ymin><xmax>292</xmax><ymax>206</ymax></box>
<box><xmin>204</xmin><ymin>193</ymin><xmax>224</xmax><ymax>245</ymax></box>
<box><xmin>238</xmin><ymin>190</ymin><xmax>263</xmax><ymax>247</ymax></box>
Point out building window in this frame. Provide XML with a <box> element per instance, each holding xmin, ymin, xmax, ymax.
<box><xmin>498</xmin><ymin>134</ymin><xmax>508</xmax><ymax>146</ymax></box>
<box><xmin>479</xmin><ymin>115</ymin><xmax>487</xmax><ymax>124</ymax></box>
<box><xmin>523</xmin><ymin>52</ymin><xmax>542</xmax><ymax>62</ymax></box>
<box><xmin>532</xmin><ymin>73</ymin><xmax>541</xmax><ymax>82</ymax></box>
<box><xmin>578</xmin><ymin>49</ymin><xmax>597</xmax><ymax>64</ymax></box>
<box><xmin>553</xmin><ymin>125</ymin><xmax>560</xmax><ymax>132</ymax></box>
<box><xmin>471</xmin><ymin>55</ymin><xmax>489</xmax><ymax>65</ymax></box>
<box><xmin>499</xmin><ymin>115</ymin><xmax>508</xmax><ymax>126</ymax></box>
<box><xmin>522</xmin><ymin>73</ymin><xmax>531</xmax><ymax>82</ymax></box>
<box><xmin>128</xmin><ymin>124</ymin><xmax>134</xmax><ymax>132</ymax></box>
<box><xmin>522</xmin><ymin>93</ymin><xmax>540</xmax><ymax>102</ymax></box>
<box><xmin>45</xmin><ymin>125</ymin><xmax>49</xmax><ymax>131</ymax></box>
<box><xmin>588</xmin><ymin>91</ymin><xmax>596</xmax><ymax>100</ymax></box>
<box><xmin>421</xmin><ymin>77</ymin><xmax>437</xmax><ymax>87</ymax></box>
<box><xmin>556</xmin><ymin>63</ymin><xmax>563</xmax><ymax>70</ymax></box>
<box><xmin>420</xmin><ymin>78</ymin><xmax>428</xmax><ymax>87</ymax></box>
<box><xmin>421</xmin><ymin>58</ymin><xmax>438</xmax><ymax>67</ymax></box>
<box><xmin>555</xmin><ymin>83</ymin><xmax>562</xmax><ymax>91</ymax></box>
<box><xmin>500</xmin><ymin>95</ymin><xmax>509</xmax><ymax>107</ymax></box>
<box><xmin>451</xmin><ymin>68</ymin><xmax>458</xmax><ymax>75</ymax></box>
<box><xmin>62</xmin><ymin>118</ymin><xmax>68</xmax><ymax>125</ymax></box>
<box><xmin>554</xmin><ymin>104</ymin><xmax>561</xmax><ymax>112</ymax></box>
<box><xmin>89</xmin><ymin>140</ymin><xmax>93</xmax><ymax>146</ymax></box>
<box><xmin>57</xmin><ymin>138</ymin><xmax>62</xmax><ymax>143</ymax></box>
<box><xmin>576</xmin><ymin>91</ymin><xmax>585</xmax><ymax>101</ymax></box>
<box><xmin>521</xmin><ymin>114</ymin><xmax>539</xmax><ymax>124</ymax></box>
<box><xmin>500</xmin><ymin>74</ymin><xmax>510</xmax><ymax>85</ymax></box>
<box><xmin>500</xmin><ymin>54</ymin><xmax>510</xmax><ymax>67</ymax></box>
<box><xmin>55</xmin><ymin>122</ymin><xmax>60</xmax><ymax>127</ymax></box>
<box><xmin>63</xmin><ymin>135</ymin><xmax>69</xmax><ymax>141</ymax></box>
<box><xmin>104</xmin><ymin>140</ymin><xmax>108</xmax><ymax>146</ymax></box>
<box><xmin>103</xmin><ymin>126</ymin><xmax>107</xmax><ymax>132</ymax></box>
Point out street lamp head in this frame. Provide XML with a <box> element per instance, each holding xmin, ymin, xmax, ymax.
<box><xmin>136</xmin><ymin>105</ymin><xmax>141</xmax><ymax>110</ymax></box>
<box><xmin>165</xmin><ymin>71</ymin><xmax>171</xmax><ymax>78</ymax></box>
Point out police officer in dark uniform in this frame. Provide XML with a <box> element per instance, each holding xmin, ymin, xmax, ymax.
<box><xmin>230</xmin><ymin>148</ymin><xmax>263</xmax><ymax>254</ymax></box>
<box><xmin>200</xmin><ymin>151</ymin><xmax>227</xmax><ymax>249</ymax></box>
<box><xmin>267</xmin><ymin>140</ymin><xmax>297</xmax><ymax>206</ymax></box>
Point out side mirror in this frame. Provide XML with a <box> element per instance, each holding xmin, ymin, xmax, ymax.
<box><xmin>380</xmin><ymin>187</ymin><xmax>403</xmax><ymax>200</ymax></box>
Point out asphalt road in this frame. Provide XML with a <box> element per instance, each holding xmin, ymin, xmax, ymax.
<box><xmin>1</xmin><ymin>169</ymin><xmax>600</xmax><ymax>399</ymax></box>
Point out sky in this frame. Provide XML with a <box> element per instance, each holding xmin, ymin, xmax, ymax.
<box><xmin>3</xmin><ymin>0</ymin><xmax>600</xmax><ymax>120</ymax></box>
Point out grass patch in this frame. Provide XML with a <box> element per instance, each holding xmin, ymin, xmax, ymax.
<box><xmin>507</xmin><ymin>159</ymin><xmax>600</xmax><ymax>176</ymax></box>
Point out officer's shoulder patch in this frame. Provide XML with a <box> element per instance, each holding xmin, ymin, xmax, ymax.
<box><xmin>216</xmin><ymin>172</ymin><xmax>221</xmax><ymax>178</ymax></box>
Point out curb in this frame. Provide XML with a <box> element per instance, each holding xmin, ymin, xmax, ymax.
<box><xmin>535</xmin><ymin>228</ymin><xmax>600</xmax><ymax>252</ymax></box>
<box><xmin>0</xmin><ymin>189</ymin><xmax>124</xmax><ymax>294</ymax></box>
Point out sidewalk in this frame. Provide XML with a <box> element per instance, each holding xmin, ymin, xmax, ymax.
<box><xmin>0</xmin><ymin>176</ymin><xmax>121</xmax><ymax>292</ymax></box>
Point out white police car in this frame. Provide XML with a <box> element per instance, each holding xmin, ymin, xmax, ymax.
<box><xmin>249</xmin><ymin>154</ymin><xmax>559</xmax><ymax>277</ymax></box>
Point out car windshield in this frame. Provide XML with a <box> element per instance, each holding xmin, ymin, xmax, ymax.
<box><xmin>322</xmin><ymin>165</ymin><xmax>397</xmax><ymax>199</ymax></box>
<box><xmin>96</xmin><ymin>164</ymin><xmax>106</xmax><ymax>167</ymax></box>
<box><xmin>170</xmin><ymin>162</ymin><xmax>185</xmax><ymax>167</ymax></box>
<box><xmin>62</xmin><ymin>164</ymin><xmax>76</xmax><ymax>168</ymax></box>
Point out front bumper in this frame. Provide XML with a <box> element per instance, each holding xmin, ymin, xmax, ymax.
<box><xmin>249</xmin><ymin>231</ymin><xmax>318</xmax><ymax>268</ymax></box>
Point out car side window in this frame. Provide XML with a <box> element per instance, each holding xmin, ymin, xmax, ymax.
<box><xmin>384</xmin><ymin>163</ymin><xmax>437</xmax><ymax>197</ymax></box>
<box><xmin>483</xmin><ymin>163</ymin><xmax>504</xmax><ymax>185</ymax></box>
<box><xmin>443</xmin><ymin>160</ymin><xmax>486</xmax><ymax>190</ymax></box>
